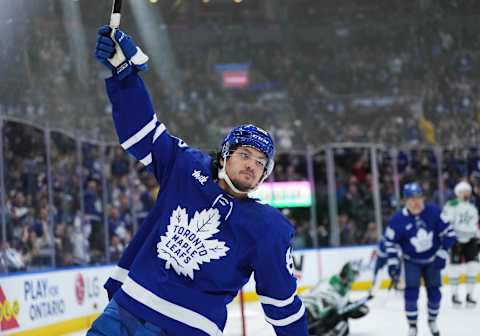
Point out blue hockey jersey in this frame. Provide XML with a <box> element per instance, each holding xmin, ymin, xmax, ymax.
<box><xmin>384</xmin><ymin>203</ymin><xmax>456</xmax><ymax>264</ymax></box>
<box><xmin>102</xmin><ymin>73</ymin><xmax>307</xmax><ymax>336</ymax></box>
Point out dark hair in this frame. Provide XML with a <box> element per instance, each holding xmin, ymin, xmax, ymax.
<box><xmin>210</xmin><ymin>144</ymin><xmax>243</xmax><ymax>180</ymax></box>
<box><xmin>210</xmin><ymin>151</ymin><xmax>222</xmax><ymax>180</ymax></box>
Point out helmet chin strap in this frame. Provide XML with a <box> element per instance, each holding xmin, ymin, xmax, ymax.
<box><xmin>218</xmin><ymin>155</ymin><xmax>263</xmax><ymax>195</ymax></box>
<box><xmin>218</xmin><ymin>165</ymin><xmax>250</xmax><ymax>195</ymax></box>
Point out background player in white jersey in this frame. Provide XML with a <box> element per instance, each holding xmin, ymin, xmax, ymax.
<box><xmin>442</xmin><ymin>181</ymin><xmax>480</xmax><ymax>307</ymax></box>
<box><xmin>89</xmin><ymin>26</ymin><xmax>307</xmax><ymax>336</ymax></box>
<box><xmin>385</xmin><ymin>182</ymin><xmax>456</xmax><ymax>336</ymax></box>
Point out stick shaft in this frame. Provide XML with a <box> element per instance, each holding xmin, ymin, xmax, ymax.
<box><xmin>112</xmin><ymin>0</ymin><xmax>122</xmax><ymax>14</ymax></box>
<box><xmin>110</xmin><ymin>0</ymin><xmax>122</xmax><ymax>29</ymax></box>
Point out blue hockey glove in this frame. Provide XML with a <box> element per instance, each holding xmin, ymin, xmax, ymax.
<box><xmin>387</xmin><ymin>259</ymin><xmax>400</xmax><ymax>285</ymax></box>
<box><xmin>433</xmin><ymin>249</ymin><xmax>448</xmax><ymax>269</ymax></box>
<box><xmin>95</xmin><ymin>25</ymin><xmax>149</xmax><ymax>79</ymax></box>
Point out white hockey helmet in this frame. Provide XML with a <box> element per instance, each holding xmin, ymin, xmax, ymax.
<box><xmin>454</xmin><ymin>181</ymin><xmax>472</xmax><ymax>197</ymax></box>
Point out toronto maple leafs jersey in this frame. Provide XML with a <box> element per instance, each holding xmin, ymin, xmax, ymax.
<box><xmin>384</xmin><ymin>203</ymin><xmax>457</xmax><ymax>264</ymax></box>
<box><xmin>102</xmin><ymin>73</ymin><xmax>307</xmax><ymax>336</ymax></box>
<box><xmin>441</xmin><ymin>199</ymin><xmax>479</xmax><ymax>243</ymax></box>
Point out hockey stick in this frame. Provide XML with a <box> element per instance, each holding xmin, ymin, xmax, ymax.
<box><xmin>110</xmin><ymin>0</ymin><xmax>122</xmax><ymax>29</ymax></box>
<box><xmin>108</xmin><ymin>0</ymin><xmax>124</xmax><ymax>67</ymax></box>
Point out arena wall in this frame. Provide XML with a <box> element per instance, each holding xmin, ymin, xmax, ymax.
<box><xmin>1</xmin><ymin>247</ymin><xmax>478</xmax><ymax>335</ymax></box>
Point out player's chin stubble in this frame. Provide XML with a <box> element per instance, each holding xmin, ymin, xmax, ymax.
<box><xmin>232</xmin><ymin>177</ymin><xmax>254</xmax><ymax>192</ymax></box>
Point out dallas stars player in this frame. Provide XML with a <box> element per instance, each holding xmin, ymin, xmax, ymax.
<box><xmin>442</xmin><ymin>181</ymin><xmax>480</xmax><ymax>307</ymax></box>
<box><xmin>303</xmin><ymin>263</ymin><xmax>369</xmax><ymax>336</ymax></box>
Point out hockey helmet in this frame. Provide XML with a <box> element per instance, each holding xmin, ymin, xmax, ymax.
<box><xmin>220</xmin><ymin>124</ymin><xmax>275</xmax><ymax>179</ymax></box>
<box><xmin>402</xmin><ymin>182</ymin><xmax>423</xmax><ymax>199</ymax></box>
<box><xmin>454</xmin><ymin>181</ymin><xmax>472</xmax><ymax>197</ymax></box>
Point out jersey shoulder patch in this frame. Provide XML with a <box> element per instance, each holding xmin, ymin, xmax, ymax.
<box><xmin>385</xmin><ymin>227</ymin><xmax>396</xmax><ymax>240</ymax></box>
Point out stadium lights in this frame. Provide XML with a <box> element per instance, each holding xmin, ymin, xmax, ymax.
<box><xmin>233</xmin><ymin>0</ymin><xmax>243</xmax><ymax>3</ymax></box>
<box><xmin>149</xmin><ymin>0</ymin><xmax>159</xmax><ymax>3</ymax></box>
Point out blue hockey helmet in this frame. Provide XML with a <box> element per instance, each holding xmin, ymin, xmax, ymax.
<box><xmin>220</xmin><ymin>124</ymin><xmax>275</xmax><ymax>179</ymax></box>
<box><xmin>403</xmin><ymin>182</ymin><xmax>423</xmax><ymax>199</ymax></box>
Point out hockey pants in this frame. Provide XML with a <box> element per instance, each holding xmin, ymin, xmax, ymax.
<box><xmin>403</xmin><ymin>260</ymin><xmax>442</xmax><ymax>324</ymax></box>
<box><xmin>87</xmin><ymin>299</ymin><xmax>168</xmax><ymax>336</ymax></box>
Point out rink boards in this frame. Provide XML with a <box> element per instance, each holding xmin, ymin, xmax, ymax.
<box><xmin>1</xmin><ymin>245</ymin><xmax>478</xmax><ymax>335</ymax></box>
<box><xmin>0</xmin><ymin>266</ymin><xmax>110</xmax><ymax>335</ymax></box>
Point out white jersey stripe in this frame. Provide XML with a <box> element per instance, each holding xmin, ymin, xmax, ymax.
<box><xmin>264</xmin><ymin>302</ymin><xmax>305</xmax><ymax>327</ymax></box>
<box><xmin>439</xmin><ymin>225</ymin><xmax>453</xmax><ymax>237</ymax></box>
<box><xmin>111</xmin><ymin>266</ymin><xmax>129</xmax><ymax>283</ymax></box>
<box><xmin>121</xmin><ymin>115</ymin><xmax>158</xmax><ymax>150</ymax></box>
<box><xmin>153</xmin><ymin>123</ymin><xmax>166</xmax><ymax>143</ymax></box>
<box><xmin>258</xmin><ymin>293</ymin><xmax>295</xmax><ymax>307</ymax></box>
<box><xmin>140</xmin><ymin>153</ymin><xmax>152</xmax><ymax>166</ymax></box>
<box><xmin>122</xmin><ymin>277</ymin><xmax>223</xmax><ymax>336</ymax></box>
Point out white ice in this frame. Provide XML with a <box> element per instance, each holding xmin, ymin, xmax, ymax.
<box><xmin>70</xmin><ymin>285</ymin><xmax>478</xmax><ymax>336</ymax></box>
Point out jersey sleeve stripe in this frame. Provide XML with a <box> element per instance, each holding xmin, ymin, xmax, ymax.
<box><xmin>121</xmin><ymin>115</ymin><xmax>158</xmax><ymax>150</ymax></box>
<box><xmin>140</xmin><ymin>153</ymin><xmax>152</xmax><ymax>166</ymax></box>
<box><xmin>264</xmin><ymin>303</ymin><xmax>305</xmax><ymax>327</ymax></box>
<box><xmin>258</xmin><ymin>293</ymin><xmax>295</xmax><ymax>307</ymax></box>
<box><xmin>439</xmin><ymin>225</ymin><xmax>454</xmax><ymax>237</ymax></box>
<box><xmin>111</xmin><ymin>266</ymin><xmax>129</xmax><ymax>283</ymax></box>
<box><xmin>153</xmin><ymin>123</ymin><xmax>166</xmax><ymax>143</ymax></box>
<box><xmin>122</xmin><ymin>277</ymin><xmax>223</xmax><ymax>336</ymax></box>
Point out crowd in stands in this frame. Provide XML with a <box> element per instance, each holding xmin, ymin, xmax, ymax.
<box><xmin>2</xmin><ymin>122</ymin><xmax>480</xmax><ymax>272</ymax></box>
<box><xmin>2</xmin><ymin>1</ymin><xmax>480</xmax><ymax>271</ymax></box>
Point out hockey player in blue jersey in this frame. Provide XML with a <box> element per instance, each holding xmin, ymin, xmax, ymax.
<box><xmin>385</xmin><ymin>182</ymin><xmax>456</xmax><ymax>336</ymax></box>
<box><xmin>90</xmin><ymin>26</ymin><xmax>308</xmax><ymax>336</ymax></box>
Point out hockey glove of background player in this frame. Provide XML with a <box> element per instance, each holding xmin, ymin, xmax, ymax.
<box><xmin>432</xmin><ymin>248</ymin><xmax>448</xmax><ymax>269</ymax></box>
<box><xmin>95</xmin><ymin>25</ymin><xmax>148</xmax><ymax>79</ymax></box>
<box><xmin>387</xmin><ymin>258</ymin><xmax>400</xmax><ymax>285</ymax></box>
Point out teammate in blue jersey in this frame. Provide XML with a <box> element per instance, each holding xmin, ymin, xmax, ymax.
<box><xmin>89</xmin><ymin>26</ymin><xmax>308</xmax><ymax>336</ymax></box>
<box><xmin>385</xmin><ymin>182</ymin><xmax>456</xmax><ymax>336</ymax></box>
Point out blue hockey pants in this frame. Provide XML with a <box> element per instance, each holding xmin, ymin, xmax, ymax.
<box><xmin>87</xmin><ymin>299</ymin><xmax>168</xmax><ymax>336</ymax></box>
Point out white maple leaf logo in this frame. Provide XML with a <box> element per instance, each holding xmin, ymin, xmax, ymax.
<box><xmin>410</xmin><ymin>228</ymin><xmax>433</xmax><ymax>253</ymax></box>
<box><xmin>156</xmin><ymin>206</ymin><xmax>230</xmax><ymax>279</ymax></box>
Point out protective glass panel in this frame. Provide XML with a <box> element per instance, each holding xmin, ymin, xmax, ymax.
<box><xmin>397</xmin><ymin>148</ymin><xmax>439</xmax><ymax>202</ymax></box>
<box><xmin>105</xmin><ymin>145</ymin><xmax>135</xmax><ymax>263</ymax></box>
<box><xmin>377</xmin><ymin>148</ymin><xmax>400</xmax><ymax>239</ymax></box>
<box><xmin>312</xmin><ymin>149</ymin><xmax>330</xmax><ymax>247</ymax></box>
<box><xmin>3</xmin><ymin>121</ymin><xmax>51</xmax><ymax>271</ymax></box>
<box><xmin>81</xmin><ymin>142</ymin><xmax>106</xmax><ymax>264</ymax></box>
<box><xmin>271</xmin><ymin>152</ymin><xmax>312</xmax><ymax>248</ymax></box>
<box><xmin>50</xmin><ymin>131</ymin><xmax>81</xmax><ymax>267</ymax></box>
<box><xmin>334</xmin><ymin>147</ymin><xmax>375</xmax><ymax>246</ymax></box>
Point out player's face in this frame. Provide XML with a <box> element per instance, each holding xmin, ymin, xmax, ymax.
<box><xmin>459</xmin><ymin>191</ymin><xmax>471</xmax><ymax>201</ymax></box>
<box><xmin>224</xmin><ymin>146</ymin><xmax>266</xmax><ymax>192</ymax></box>
<box><xmin>406</xmin><ymin>196</ymin><xmax>424</xmax><ymax>215</ymax></box>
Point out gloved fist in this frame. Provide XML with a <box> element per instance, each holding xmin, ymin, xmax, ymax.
<box><xmin>387</xmin><ymin>260</ymin><xmax>400</xmax><ymax>284</ymax></box>
<box><xmin>95</xmin><ymin>25</ymin><xmax>149</xmax><ymax>79</ymax></box>
<box><xmin>433</xmin><ymin>249</ymin><xmax>448</xmax><ymax>269</ymax></box>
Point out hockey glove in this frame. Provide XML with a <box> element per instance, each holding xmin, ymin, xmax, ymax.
<box><xmin>95</xmin><ymin>25</ymin><xmax>149</xmax><ymax>79</ymax></box>
<box><xmin>432</xmin><ymin>248</ymin><xmax>448</xmax><ymax>269</ymax></box>
<box><xmin>387</xmin><ymin>259</ymin><xmax>400</xmax><ymax>285</ymax></box>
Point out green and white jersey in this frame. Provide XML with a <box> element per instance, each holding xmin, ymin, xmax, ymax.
<box><xmin>441</xmin><ymin>199</ymin><xmax>479</xmax><ymax>243</ymax></box>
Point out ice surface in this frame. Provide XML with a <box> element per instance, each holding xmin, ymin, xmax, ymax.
<box><xmin>70</xmin><ymin>285</ymin><xmax>478</xmax><ymax>336</ymax></box>
<box><xmin>223</xmin><ymin>285</ymin><xmax>479</xmax><ymax>336</ymax></box>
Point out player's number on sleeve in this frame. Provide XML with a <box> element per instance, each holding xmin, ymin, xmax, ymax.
<box><xmin>286</xmin><ymin>247</ymin><xmax>295</xmax><ymax>276</ymax></box>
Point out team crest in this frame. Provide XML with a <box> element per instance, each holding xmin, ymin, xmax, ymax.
<box><xmin>157</xmin><ymin>206</ymin><xmax>230</xmax><ymax>279</ymax></box>
<box><xmin>410</xmin><ymin>228</ymin><xmax>433</xmax><ymax>253</ymax></box>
